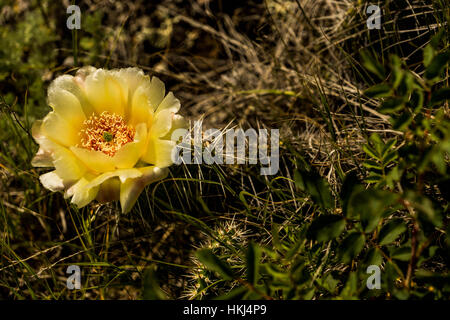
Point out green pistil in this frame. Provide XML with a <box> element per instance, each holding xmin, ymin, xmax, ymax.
<box><xmin>103</xmin><ymin>131</ymin><xmax>114</xmax><ymax>142</ymax></box>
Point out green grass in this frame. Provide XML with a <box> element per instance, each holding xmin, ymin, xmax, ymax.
<box><xmin>0</xmin><ymin>0</ymin><xmax>449</xmax><ymax>300</ymax></box>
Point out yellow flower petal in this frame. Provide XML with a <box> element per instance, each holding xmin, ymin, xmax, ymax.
<box><xmin>39</xmin><ymin>171</ymin><xmax>65</xmax><ymax>192</ymax></box>
<box><xmin>112</xmin><ymin>68</ymin><xmax>147</xmax><ymax>92</ymax></box>
<box><xmin>70</xmin><ymin>123</ymin><xmax>148</xmax><ymax>173</ymax></box>
<box><xmin>129</xmin><ymin>85</ymin><xmax>153</xmax><ymax>126</ymax></box>
<box><xmin>32</xmin><ymin>147</ymin><xmax>53</xmax><ymax>167</ymax></box>
<box><xmin>84</xmin><ymin>168</ymin><xmax>143</xmax><ymax>205</ymax></box>
<box><xmin>110</xmin><ymin>68</ymin><xmax>150</xmax><ymax>121</ymax></box>
<box><xmin>156</xmin><ymin>91</ymin><xmax>180</xmax><ymax>113</ymax></box>
<box><xmin>161</xmin><ymin>114</ymin><xmax>188</xmax><ymax>140</ymax></box>
<box><xmin>32</xmin><ymin>120</ymin><xmax>63</xmax><ymax>152</ymax></box>
<box><xmin>148</xmin><ymin>76</ymin><xmax>165</xmax><ymax>110</ymax></box>
<box><xmin>85</xmin><ymin>69</ymin><xmax>127</xmax><ymax>117</ymax></box>
<box><xmin>151</xmin><ymin>109</ymin><xmax>175</xmax><ymax>138</ymax></box>
<box><xmin>120</xmin><ymin>166</ymin><xmax>168</xmax><ymax>213</ymax></box>
<box><xmin>32</xmin><ymin>120</ymin><xmax>86</xmax><ymax>182</ymax></box>
<box><xmin>31</xmin><ymin>120</ymin><xmax>54</xmax><ymax>167</ymax></box>
<box><xmin>86</xmin><ymin>168</ymin><xmax>143</xmax><ymax>189</ymax></box>
<box><xmin>33</xmin><ymin>67</ymin><xmax>187</xmax><ymax>212</ymax></box>
<box><xmin>65</xmin><ymin>168</ymin><xmax>142</xmax><ymax>209</ymax></box>
<box><xmin>48</xmin><ymin>87</ymin><xmax>86</xmax><ymax>130</ymax></box>
<box><xmin>68</xmin><ymin>177</ymin><xmax>100</xmax><ymax>208</ymax></box>
<box><xmin>142</xmin><ymin>138</ymin><xmax>176</xmax><ymax>168</ymax></box>
<box><xmin>42</xmin><ymin>112</ymin><xmax>80</xmax><ymax>147</ymax></box>
<box><xmin>70</xmin><ymin>146</ymin><xmax>116</xmax><ymax>173</ymax></box>
<box><xmin>112</xmin><ymin>123</ymin><xmax>147</xmax><ymax>168</ymax></box>
<box><xmin>49</xmin><ymin>73</ymin><xmax>95</xmax><ymax>116</ymax></box>
<box><xmin>52</xmin><ymin>147</ymin><xmax>87</xmax><ymax>182</ymax></box>
<box><xmin>84</xmin><ymin>168</ymin><xmax>142</xmax><ymax>196</ymax></box>
<box><xmin>96</xmin><ymin>178</ymin><xmax>121</xmax><ymax>203</ymax></box>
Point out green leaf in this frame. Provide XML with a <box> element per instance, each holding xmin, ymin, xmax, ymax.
<box><xmin>382</xmin><ymin>151</ymin><xmax>398</xmax><ymax>165</ymax></box>
<box><xmin>379</xmin><ymin>97</ymin><xmax>405</xmax><ymax>114</ymax></box>
<box><xmin>363</xmin><ymin>144</ymin><xmax>380</xmax><ymax>160</ymax></box>
<box><xmin>141</xmin><ymin>267</ymin><xmax>167</xmax><ymax>300</ymax></box>
<box><xmin>246</xmin><ymin>242</ymin><xmax>261</xmax><ymax>285</ymax></box>
<box><xmin>369</xmin><ymin>133</ymin><xmax>384</xmax><ymax>155</ymax></box>
<box><xmin>429</xmin><ymin>29</ymin><xmax>445</xmax><ymax>50</ymax></box>
<box><xmin>405</xmin><ymin>192</ymin><xmax>443</xmax><ymax>228</ymax></box>
<box><xmin>425</xmin><ymin>51</ymin><xmax>450</xmax><ymax>80</ymax></box>
<box><xmin>398</xmin><ymin>72</ymin><xmax>416</xmax><ymax>95</ymax></box>
<box><xmin>80</xmin><ymin>37</ymin><xmax>95</xmax><ymax>50</ymax></box>
<box><xmin>361</xmin><ymin>51</ymin><xmax>386</xmax><ymax>80</ymax></box>
<box><xmin>365</xmin><ymin>248</ymin><xmax>383</xmax><ymax>266</ymax></box>
<box><xmin>348</xmin><ymin>189</ymin><xmax>398</xmax><ymax>232</ymax></box>
<box><xmin>294</xmin><ymin>169</ymin><xmax>334</xmax><ymax>209</ymax></box>
<box><xmin>365</xmin><ymin>172</ymin><xmax>382</xmax><ymax>184</ymax></box>
<box><xmin>340</xmin><ymin>272</ymin><xmax>358</xmax><ymax>298</ymax></box>
<box><xmin>411</xmin><ymin>90</ymin><xmax>424</xmax><ymax>113</ymax></box>
<box><xmin>390</xmin><ymin>55</ymin><xmax>404</xmax><ymax>89</ymax></box>
<box><xmin>391</xmin><ymin>246</ymin><xmax>411</xmax><ymax>261</ymax></box>
<box><xmin>271</xmin><ymin>224</ymin><xmax>282</xmax><ymax>250</ymax></box>
<box><xmin>320</xmin><ymin>274</ymin><xmax>340</xmax><ymax>294</ymax></box>
<box><xmin>239</xmin><ymin>191</ymin><xmax>250</xmax><ymax>210</ymax></box>
<box><xmin>384</xmin><ymin>261</ymin><xmax>401</xmax><ymax>291</ymax></box>
<box><xmin>378</xmin><ymin>219</ymin><xmax>407</xmax><ymax>246</ymax></box>
<box><xmin>362</xmin><ymin>160</ymin><xmax>382</xmax><ymax>170</ymax></box>
<box><xmin>340</xmin><ymin>172</ymin><xmax>364</xmax><ymax>218</ymax></box>
<box><xmin>195</xmin><ymin>249</ymin><xmax>235</xmax><ymax>280</ymax></box>
<box><xmin>339</xmin><ymin>233</ymin><xmax>365</xmax><ymax>263</ymax></box>
<box><xmin>430</xmin><ymin>87</ymin><xmax>450</xmax><ymax>106</ymax></box>
<box><xmin>264</xmin><ymin>264</ymin><xmax>289</xmax><ymax>281</ymax></box>
<box><xmin>414</xmin><ymin>269</ymin><xmax>450</xmax><ymax>288</ymax></box>
<box><xmin>364</xmin><ymin>84</ymin><xmax>392</xmax><ymax>98</ymax></box>
<box><xmin>393</xmin><ymin>289</ymin><xmax>410</xmax><ymax>300</ymax></box>
<box><xmin>423</xmin><ymin>45</ymin><xmax>435</xmax><ymax>67</ymax></box>
<box><xmin>391</xmin><ymin>112</ymin><xmax>412</xmax><ymax>131</ymax></box>
<box><xmin>290</xmin><ymin>257</ymin><xmax>307</xmax><ymax>282</ymax></box>
<box><xmin>385</xmin><ymin>166</ymin><xmax>402</xmax><ymax>189</ymax></box>
<box><xmin>431</xmin><ymin>146</ymin><xmax>447</xmax><ymax>175</ymax></box>
<box><xmin>307</xmin><ymin>214</ymin><xmax>345</xmax><ymax>243</ymax></box>
<box><xmin>382</xmin><ymin>139</ymin><xmax>397</xmax><ymax>157</ymax></box>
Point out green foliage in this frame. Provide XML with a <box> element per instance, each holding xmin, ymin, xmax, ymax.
<box><xmin>245</xmin><ymin>243</ymin><xmax>261</xmax><ymax>286</ymax></box>
<box><xmin>0</xmin><ymin>5</ymin><xmax>57</xmax><ymax>116</ymax></box>
<box><xmin>0</xmin><ymin>0</ymin><xmax>448</xmax><ymax>301</ymax></box>
<box><xmin>378</xmin><ymin>220</ymin><xmax>407</xmax><ymax>246</ymax></box>
<box><xmin>195</xmin><ymin>249</ymin><xmax>235</xmax><ymax>281</ymax></box>
<box><xmin>141</xmin><ymin>267</ymin><xmax>167</xmax><ymax>300</ymax></box>
<box><xmin>194</xmin><ymin>33</ymin><xmax>450</xmax><ymax>300</ymax></box>
<box><xmin>306</xmin><ymin>214</ymin><xmax>345</xmax><ymax>242</ymax></box>
<box><xmin>294</xmin><ymin>169</ymin><xmax>334</xmax><ymax>209</ymax></box>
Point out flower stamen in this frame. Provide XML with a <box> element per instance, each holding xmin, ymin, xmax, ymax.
<box><xmin>79</xmin><ymin>111</ymin><xmax>135</xmax><ymax>156</ymax></box>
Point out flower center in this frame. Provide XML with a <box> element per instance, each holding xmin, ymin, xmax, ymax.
<box><xmin>79</xmin><ymin>111</ymin><xmax>135</xmax><ymax>156</ymax></box>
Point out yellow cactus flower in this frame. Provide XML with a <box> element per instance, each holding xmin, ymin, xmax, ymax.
<box><xmin>32</xmin><ymin>67</ymin><xmax>186</xmax><ymax>213</ymax></box>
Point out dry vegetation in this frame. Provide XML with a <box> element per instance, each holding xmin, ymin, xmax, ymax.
<box><xmin>0</xmin><ymin>0</ymin><xmax>449</xmax><ymax>299</ymax></box>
